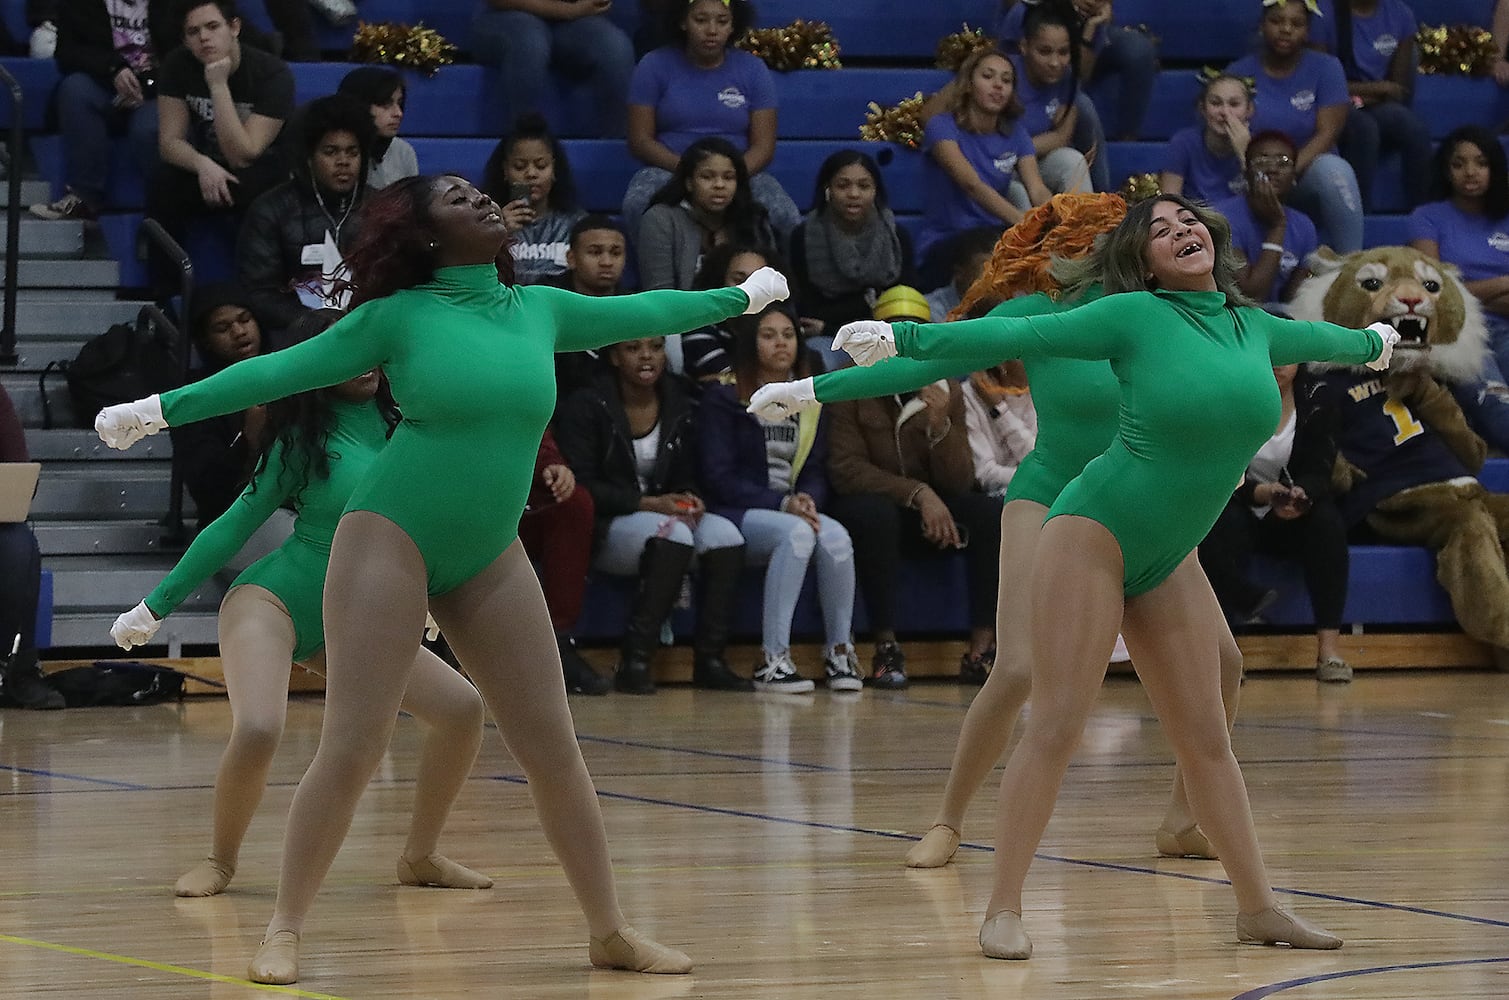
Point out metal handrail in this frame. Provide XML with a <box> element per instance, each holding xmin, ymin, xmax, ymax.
<box><xmin>136</xmin><ymin>219</ymin><xmax>194</xmax><ymax>547</ymax></box>
<box><xmin>0</xmin><ymin>64</ymin><xmax>23</xmax><ymax>367</ymax></box>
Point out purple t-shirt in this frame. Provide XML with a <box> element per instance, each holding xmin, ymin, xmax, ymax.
<box><xmin>627</xmin><ymin>46</ymin><xmax>777</xmax><ymax>156</ymax></box>
<box><xmin>995</xmin><ymin>2</ymin><xmax>1109</xmax><ymax>53</ymax></box>
<box><xmin>1309</xmin><ymin>0</ymin><xmax>1418</xmax><ymax>82</ymax></box>
<box><xmin>1225</xmin><ymin>49</ymin><xmax>1349</xmax><ymax>150</ymax></box>
<box><xmin>1408</xmin><ymin>200</ymin><xmax>1509</xmax><ymax>283</ymax></box>
<box><xmin>1009</xmin><ymin>53</ymin><xmax>1076</xmax><ymax>137</ymax></box>
<box><xmin>1163</xmin><ymin>126</ymin><xmax>1246</xmax><ymax>203</ymax></box>
<box><xmin>918</xmin><ymin>112</ymin><xmax>1036</xmax><ymax>257</ymax></box>
<box><xmin>1215</xmin><ymin>194</ymin><xmax>1319</xmax><ymax>302</ymax></box>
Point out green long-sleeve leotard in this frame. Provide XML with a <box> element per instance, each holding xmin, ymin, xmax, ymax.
<box><xmin>144</xmin><ymin>399</ymin><xmax>390</xmax><ymax>662</ymax></box>
<box><xmin>892</xmin><ymin>289</ymin><xmax>1383</xmax><ymax>596</ymax></box>
<box><xmin>159</xmin><ymin>266</ymin><xmax>750</xmax><ymax>594</ymax></box>
<box><xmin>813</xmin><ymin>288</ymin><xmax>1119</xmax><ymax>508</ymax></box>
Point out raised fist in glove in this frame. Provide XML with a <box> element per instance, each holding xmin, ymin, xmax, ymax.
<box><xmin>95</xmin><ymin>395</ymin><xmax>168</xmax><ymax>450</ymax></box>
<box><xmin>747</xmin><ymin>377</ymin><xmax>818</xmax><ymax>420</ymax></box>
<box><xmin>831</xmin><ymin>320</ymin><xmax>897</xmax><ymax>367</ymax></box>
<box><xmin>111</xmin><ymin>601</ymin><xmax>162</xmax><ymax>650</ymax></box>
<box><xmin>1364</xmin><ymin>322</ymin><xmax>1401</xmax><ymax>372</ymax></box>
<box><xmin>737</xmin><ymin>266</ymin><xmax>790</xmax><ymax>314</ymax></box>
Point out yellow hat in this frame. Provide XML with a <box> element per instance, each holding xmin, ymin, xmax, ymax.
<box><xmin>872</xmin><ymin>285</ymin><xmax>931</xmax><ymax>322</ymax></box>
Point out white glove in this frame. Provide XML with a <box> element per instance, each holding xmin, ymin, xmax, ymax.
<box><xmin>831</xmin><ymin>320</ymin><xmax>897</xmax><ymax>367</ymax></box>
<box><xmin>424</xmin><ymin>612</ymin><xmax>440</xmax><ymax>641</ymax></box>
<box><xmin>736</xmin><ymin>266</ymin><xmax>790</xmax><ymax>314</ymax></box>
<box><xmin>1364</xmin><ymin>321</ymin><xmax>1401</xmax><ymax>371</ymax></box>
<box><xmin>95</xmin><ymin>395</ymin><xmax>168</xmax><ymax>450</ymax></box>
<box><xmin>747</xmin><ymin>377</ymin><xmax>818</xmax><ymax>421</ymax></box>
<box><xmin>110</xmin><ymin>601</ymin><xmax>162</xmax><ymax>650</ymax></box>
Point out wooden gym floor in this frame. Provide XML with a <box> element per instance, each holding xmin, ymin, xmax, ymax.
<box><xmin>2</xmin><ymin>647</ymin><xmax>1507</xmax><ymax>999</ymax></box>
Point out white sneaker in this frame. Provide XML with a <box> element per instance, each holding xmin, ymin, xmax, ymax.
<box><xmin>753</xmin><ymin>651</ymin><xmax>815</xmax><ymax>693</ymax></box>
<box><xmin>29</xmin><ymin>22</ymin><xmax>56</xmax><ymax>60</ymax></box>
<box><xmin>823</xmin><ymin>647</ymin><xmax>863</xmax><ymax>692</ymax></box>
<box><xmin>307</xmin><ymin>0</ymin><xmax>358</xmax><ymax>25</ymax></box>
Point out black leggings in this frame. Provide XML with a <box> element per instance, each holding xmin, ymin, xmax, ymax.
<box><xmin>0</xmin><ymin>524</ymin><xmax>41</xmax><ymax>653</ymax></box>
<box><xmin>829</xmin><ymin>490</ymin><xmax>1002</xmax><ymax>634</ymax></box>
<box><xmin>1198</xmin><ymin>495</ymin><xmax>1350</xmax><ymax>630</ymax></box>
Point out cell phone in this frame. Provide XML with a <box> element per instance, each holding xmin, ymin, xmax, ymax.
<box><xmin>506</xmin><ymin>181</ymin><xmax>532</xmax><ymax>204</ymax></box>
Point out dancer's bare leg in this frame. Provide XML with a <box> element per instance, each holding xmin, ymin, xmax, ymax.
<box><xmin>176</xmin><ymin>586</ymin><xmax>297</xmax><ymax>897</ymax></box>
<box><xmin>250</xmin><ymin>512</ymin><xmax>428</xmax><ymax>984</ymax></box>
<box><xmin>907</xmin><ymin>501</ymin><xmax>1043</xmax><ymax>868</ymax></box>
<box><xmin>979</xmin><ymin>516</ymin><xmax>1125</xmax><ymax>959</ymax></box>
<box><xmin>430</xmin><ymin>540</ymin><xmax>690</xmax><ymax>974</ymax></box>
<box><xmin>1123</xmin><ymin>555</ymin><xmax>1339</xmax><ymax>949</ymax></box>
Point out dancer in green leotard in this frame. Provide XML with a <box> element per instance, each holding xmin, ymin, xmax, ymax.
<box><xmin>96</xmin><ymin>174</ymin><xmax>790</xmax><ymax>984</ymax></box>
<box><xmin>109</xmin><ymin>315</ymin><xmax>489</xmax><ymax>900</ymax></box>
<box><xmin>826</xmin><ymin>194</ymin><xmax>1396</xmax><ymax>959</ymax></box>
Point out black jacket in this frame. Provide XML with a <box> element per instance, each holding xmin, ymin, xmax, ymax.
<box><xmin>555</xmin><ymin>369</ymin><xmax>701</xmax><ymax>547</ymax></box>
<box><xmin>54</xmin><ymin>1</ymin><xmax>180</xmax><ymax>87</ymax></box>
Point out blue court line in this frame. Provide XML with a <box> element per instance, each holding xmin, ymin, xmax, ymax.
<box><xmin>1231</xmin><ymin>956</ymin><xmax>1509</xmax><ymax>999</ymax></box>
<box><xmin>0</xmin><ymin>764</ymin><xmax>151</xmax><ymax>790</ymax></box>
<box><xmin>576</xmin><ymin>733</ymin><xmax>839</xmax><ymax>772</ymax></box>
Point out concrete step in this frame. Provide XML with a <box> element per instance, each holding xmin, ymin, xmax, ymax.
<box><xmin>25</xmin><ymin>428</ymin><xmax>173</xmax><ymax>461</ymax></box>
<box><xmin>32</xmin><ymin>464</ymin><xmax>185</xmax><ymax>520</ymax></box>
<box><xmin>44</xmin><ymin>554</ymin><xmax>224</xmax><ymax>611</ymax></box>
<box><xmin>3</xmin><ymin>370</ymin><xmax>81</xmax><ymax>427</ymax></box>
<box><xmin>13</xmin><ymin>288</ymin><xmax>123</xmax><ymax>302</ymax></box>
<box><xmin>0</xmin><ymin>218</ymin><xmax>86</xmax><ymax>257</ymax></box>
<box><xmin>0</xmin><ymin>257</ymin><xmax>119</xmax><ymax>289</ymax></box>
<box><xmin>14</xmin><ymin>297</ymin><xmax>149</xmax><ymax>334</ymax></box>
<box><xmin>34</xmin><ymin>519</ymin><xmax>182</xmax><ymax>556</ymax></box>
<box><xmin>48</xmin><ymin>609</ymin><xmax>220</xmax><ymax>650</ymax></box>
<box><xmin>0</xmin><ymin>179</ymin><xmax>57</xmax><ymax>208</ymax></box>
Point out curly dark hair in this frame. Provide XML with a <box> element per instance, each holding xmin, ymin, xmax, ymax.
<box><xmin>661</xmin><ymin>0</ymin><xmax>755</xmax><ymax>49</ymax></box>
<box><xmin>338</xmin><ymin>175</ymin><xmax>515</xmax><ymax>308</ymax></box>
<box><xmin>648</xmin><ymin>137</ymin><xmax>770</xmax><ymax>248</ymax></box>
<box><xmin>1433</xmin><ymin>125</ymin><xmax>1509</xmax><ymax>219</ymax></box>
<box><xmin>691</xmin><ymin>241</ymin><xmax>785</xmax><ymax>290</ymax></box>
<box><xmin>481</xmin><ymin>112</ymin><xmax>579</xmax><ymax>214</ymax></box>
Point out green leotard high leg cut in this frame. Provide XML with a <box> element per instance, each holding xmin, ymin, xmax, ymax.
<box><xmin>145</xmin><ymin>399</ymin><xmax>391</xmax><ymax>662</ymax></box>
<box><xmin>158</xmin><ymin>266</ymin><xmax>749</xmax><ymax>594</ymax></box>
<box><xmin>891</xmin><ymin>289</ymin><xmax>1383</xmax><ymax>596</ymax></box>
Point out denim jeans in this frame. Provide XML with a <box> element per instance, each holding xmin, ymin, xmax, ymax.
<box><xmin>593</xmin><ymin>510</ymin><xmax>744</xmax><ymax>575</ymax></box>
<box><xmin>55</xmin><ymin>72</ymin><xmax>159</xmax><ymax>207</ymax></box>
<box><xmin>0</xmin><ymin>523</ymin><xmax>41</xmax><ymax>652</ymax></box>
<box><xmin>470</xmin><ymin>7</ymin><xmax>635</xmax><ymax>137</ymax></box>
<box><xmin>1339</xmin><ymin>100</ymin><xmax>1433</xmax><ymax>210</ymax></box>
<box><xmin>738</xmin><ymin>508</ymin><xmax>855</xmax><ymax>656</ymax></box>
<box><xmin>1086</xmin><ymin>25</ymin><xmax>1158</xmax><ymax>141</ymax></box>
<box><xmin>621</xmin><ymin>166</ymin><xmax>801</xmax><ymax>248</ymax></box>
<box><xmin>1291</xmin><ymin>152</ymin><xmax>1363</xmax><ymax>253</ymax></box>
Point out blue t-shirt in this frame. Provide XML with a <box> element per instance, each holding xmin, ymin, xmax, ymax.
<box><xmin>627</xmin><ymin>46</ymin><xmax>778</xmax><ymax>156</ymax></box>
<box><xmin>995</xmin><ymin>2</ymin><xmax>1109</xmax><ymax>53</ymax></box>
<box><xmin>1215</xmin><ymin>194</ymin><xmax>1319</xmax><ymax>302</ymax></box>
<box><xmin>1163</xmin><ymin>126</ymin><xmax>1246</xmax><ymax>202</ymax></box>
<box><xmin>1309</xmin><ymin>0</ymin><xmax>1418</xmax><ymax>82</ymax></box>
<box><xmin>1407</xmin><ymin>200</ymin><xmax>1509</xmax><ymax>283</ymax></box>
<box><xmin>918</xmin><ymin>111</ymin><xmax>1035</xmax><ymax>257</ymax></box>
<box><xmin>1009</xmin><ymin>53</ymin><xmax>1076</xmax><ymax>137</ymax></box>
<box><xmin>1225</xmin><ymin>49</ymin><xmax>1349</xmax><ymax>150</ymax></box>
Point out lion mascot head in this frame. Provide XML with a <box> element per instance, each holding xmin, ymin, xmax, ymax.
<box><xmin>1289</xmin><ymin>246</ymin><xmax>1489</xmax><ymax>383</ymax></box>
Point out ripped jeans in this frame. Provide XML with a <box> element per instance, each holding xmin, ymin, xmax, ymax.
<box><xmin>739</xmin><ymin>508</ymin><xmax>855</xmax><ymax>657</ymax></box>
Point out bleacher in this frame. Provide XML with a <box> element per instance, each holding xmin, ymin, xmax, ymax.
<box><xmin>4</xmin><ymin>0</ymin><xmax>1506</xmax><ymax>659</ymax></box>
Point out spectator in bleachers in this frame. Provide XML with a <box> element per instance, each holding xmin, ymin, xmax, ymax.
<box><xmin>681</xmin><ymin>242</ymin><xmax>775</xmax><ymax>380</ymax></box>
<box><xmin>337</xmin><ymin>67</ymin><xmax>418</xmax><ymax>190</ymax></box>
<box><xmin>1010</xmin><ymin>5</ymin><xmax>1102</xmax><ymax>194</ymax></box>
<box><xmin>555</xmin><ymin>335</ymin><xmax>753</xmax><ymax>695</ymax></box>
<box><xmin>696</xmin><ymin>302</ymin><xmax>861</xmax><ymax>693</ymax></box>
<box><xmin>917</xmin><ymin>48</ymin><xmax>1051</xmax><ymax>290</ymax></box>
<box><xmin>927</xmin><ymin>228</ymin><xmax>998</xmax><ymax>322</ymax></box>
<box><xmin>146</xmin><ymin>0</ymin><xmax>295</xmax><ymax>298</ymax></box>
<box><xmin>1159</xmin><ymin>73</ymin><xmax>1254</xmax><ymax>202</ymax></box>
<box><xmin>621</xmin><ymin>0</ymin><xmax>801</xmax><ymax>243</ymax></box>
<box><xmin>962</xmin><ymin>359</ymin><xmax>1037</xmax><ymax>499</ymax></box>
<box><xmin>1198</xmin><ymin>364</ymin><xmax>1355</xmax><ymax>682</ymax></box>
<box><xmin>824</xmin><ymin>287</ymin><xmax>1002</xmax><ymax>688</ymax></box>
<box><xmin>517</xmin><ymin>427</ymin><xmax>609</xmax><ymax>694</ymax></box>
<box><xmin>236</xmin><ymin>94</ymin><xmax>371</xmax><ymax>336</ymax></box>
<box><xmin>637</xmin><ymin>136</ymin><xmax>777</xmax><ymax>296</ymax></box>
<box><xmin>0</xmin><ymin>383</ymin><xmax>63</xmax><ymax>710</ymax></box>
<box><xmin>470</xmin><ymin>0</ymin><xmax>635</xmax><ymax>139</ymax></box>
<box><xmin>482</xmin><ymin>114</ymin><xmax>585</xmax><ymax>286</ymax></box>
<box><xmin>553</xmin><ymin>217</ymin><xmax>630</xmax><ymax>400</ymax></box>
<box><xmin>1316</xmin><ymin>0</ymin><xmax>1432</xmax><ymax>212</ymax></box>
<box><xmin>1225</xmin><ymin>0</ymin><xmax>1363</xmax><ymax>252</ymax></box>
<box><xmin>28</xmin><ymin>0</ymin><xmax>178</xmax><ymax>222</ymax></box>
<box><xmin>1214</xmin><ymin>130</ymin><xmax>1319</xmax><ymax>304</ymax></box>
<box><xmin>998</xmin><ymin>0</ymin><xmax>1155</xmax><ymax>147</ymax></box>
<box><xmin>788</xmin><ymin>150</ymin><xmax>916</xmax><ymax>341</ymax></box>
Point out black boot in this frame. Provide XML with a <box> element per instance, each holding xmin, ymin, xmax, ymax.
<box><xmin>0</xmin><ymin>647</ymin><xmax>64</xmax><ymax>710</ymax></box>
<box><xmin>616</xmin><ymin>537</ymin><xmax>694</xmax><ymax>695</ymax></box>
<box><xmin>557</xmin><ymin>632</ymin><xmax>610</xmax><ymax>695</ymax></box>
<box><xmin>691</xmin><ymin>545</ymin><xmax>754</xmax><ymax>691</ymax></box>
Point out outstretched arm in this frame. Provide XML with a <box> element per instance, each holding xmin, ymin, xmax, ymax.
<box><xmin>892</xmin><ymin>293</ymin><xmax>1134</xmax><ymax>362</ymax></box>
<box><xmin>1255</xmin><ymin>310</ymin><xmax>1384</xmax><ymax>368</ymax></box>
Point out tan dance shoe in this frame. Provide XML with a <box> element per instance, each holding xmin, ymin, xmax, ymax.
<box><xmin>1236</xmin><ymin>906</ymin><xmax>1342</xmax><ymax>949</ymax></box>
<box><xmin>905</xmin><ymin>824</ymin><xmax>962</xmax><ymax>868</ymax></box>
<box><xmin>978</xmin><ymin>910</ymin><xmax>1032</xmax><ymax>960</ymax></box>
<box><xmin>248</xmin><ymin>929</ymin><xmax>301</xmax><ymax>984</ymax></box>
<box><xmin>589</xmin><ymin>926</ymin><xmax>693</xmax><ymax>974</ymax></box>
<box><xmin>1155</xmin><ymin>823</ymin><xmax>1218</xmax><ymax>860</ymax></box>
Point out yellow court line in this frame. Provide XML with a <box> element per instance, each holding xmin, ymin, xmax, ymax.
<box><xmin>0</xmin><ymin>933</ymin><xmax>352</xmax><ymax>999</ymax></box>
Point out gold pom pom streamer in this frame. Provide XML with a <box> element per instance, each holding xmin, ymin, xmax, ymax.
<box><xmin>935</xmin><ymin>24</ymin><xmax>997</xmax><ymax>71</ymax></box>
<box><xmin>735</xmin><ymin>20</ymin><xmax>842</xmax><ymax>72</ymax></box>
<box><xmin>1416</xmin><ymin>24</ymin><xmax>1497</xmax><ymax>76</ymax></box>
<box><xmin>859</xmin><ymin>92</ymin><xmax>925</xmax><ymax>150</ymax></box>
<box><xmin>1119</xmin><ymin>172</ymin><xmax>1163</xmax><ymax>204</ymax></box>
<box><xmin>350</xmin><ymin>21</ymin><xmax>458</xmax><ymax>78</ymax></box>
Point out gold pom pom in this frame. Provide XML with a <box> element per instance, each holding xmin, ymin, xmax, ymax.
<box><xmin>859</xmin><ymin>92</ymin><xmax>925</xmax><ymax>150</ymax></box>
<box><xmin>350</xmin><ymin>21</ymin><xmax>458</xmax><ymax>77</ymax></box>
<box><xmin>935</xmin><ymin>24</ymin><xmax>997</xmax><ymax>71</ymax></box>
<box><xmin>1417</xmin><ymin>23</ymin><xmax>1497</xmax><ymax>76</ymax></box>
<box><xmin>735</xmin><ymin>20</ymin><xmax>842</xmax><ymax>72</ymax></box>
<box><xmin>1119</xmin><ymin>172</ymin><xmax>1163</xmax><ymax>204</ymax></box>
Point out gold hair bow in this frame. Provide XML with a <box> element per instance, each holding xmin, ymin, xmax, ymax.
<box><xmin>1261</xmin><ymin>0</ymin><xmax>1323</xmax><ymax>17</ymax></box>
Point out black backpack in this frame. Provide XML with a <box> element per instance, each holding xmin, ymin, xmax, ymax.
<box><xmin>39</xmin><ymin>316</ymin><xmax>181</xmax><ymax>430</ymax></box>
<box><xmin>45</xmin><ymin>661</ymin><xmax>188</xmax><ymax>708</ymax></box>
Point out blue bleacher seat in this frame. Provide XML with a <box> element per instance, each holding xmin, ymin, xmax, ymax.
<box><xmin>773</xmin><ymin>68</ymin><xmax>950</xmax><ymax>140</ymax></box>
<box><xmin>0</xmin><ymin>57</ymin><xmax>58</xmax><ymax>131</ymax></box>
<box><xmin>1253</xmin><ymin>545</ymin><xmax>1456</xmax><ymax>628</ymax></box>
<box><xmin>754</xmin><ymin>1</ymin><xmax>996</xmax><ymax>61</ymax></box>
